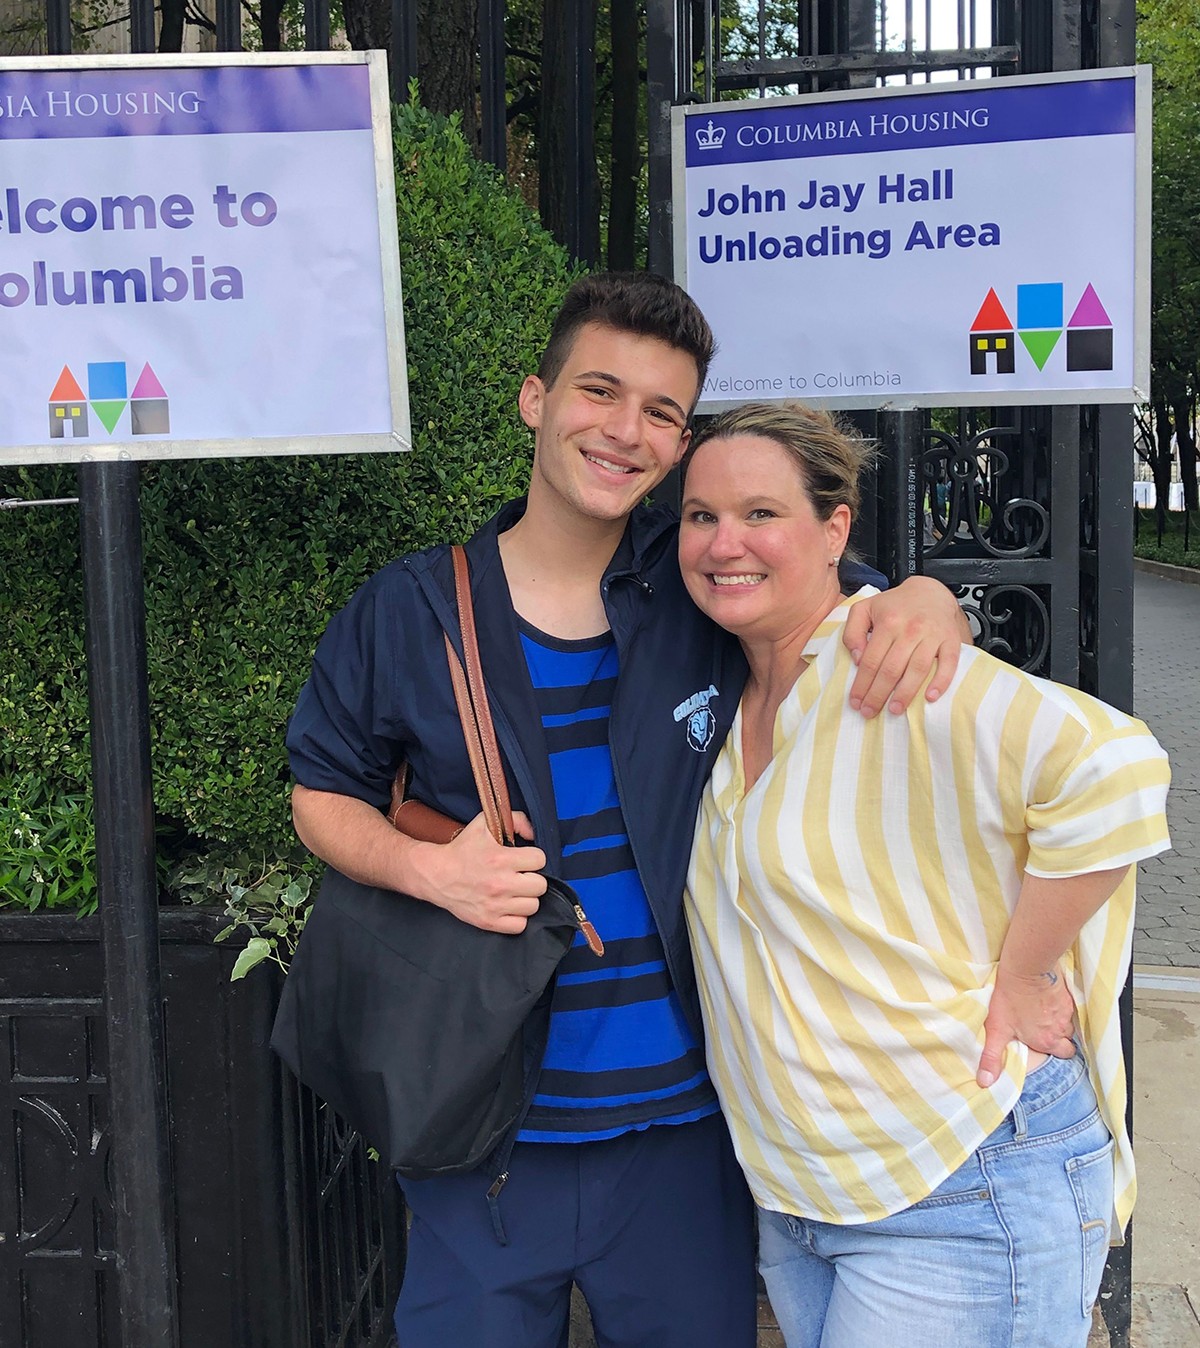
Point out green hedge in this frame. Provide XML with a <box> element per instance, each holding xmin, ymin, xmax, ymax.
<box><xmin>1134</xmin><ymin>508</ymin><xmax>1200</xmax><ymax>569</ymax></box>
<box><xmin>0</xmin><ymin>102</ymin><xmax>582</xmax><ymax>911</ymax></box>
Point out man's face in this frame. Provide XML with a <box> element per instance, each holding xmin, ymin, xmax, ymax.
<box><xmin>518</xmin><ymin>322</ymin><xmax>699</xmax><ymax>527</ymax></box>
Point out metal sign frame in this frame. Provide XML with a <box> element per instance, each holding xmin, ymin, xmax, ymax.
<box><xmin>672</xmin><ymin>66</ymin><xmax>1151</xmax><ymax>412</ymax></box>
<box><xmin>0</xmin><ymin>49</ymin><xmax>410</xmax><ymax>466</ymax></box>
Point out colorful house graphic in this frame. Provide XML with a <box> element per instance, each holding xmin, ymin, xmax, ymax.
<box><xmin>969</xmin><ymin>283</ymin><xmax>1115</xmax><ymax>376</ymax></box>
<box><xmin>969</xmin><ymin>288</ymin><xmax>1015</xmax><ymax>375</ymax></box>
<box><xmin>1066</xmin><ymin>284</ymin><xmax>1114</xmax><ymax>372</ymax></box>
<box><xmin>44</xmin><ymin>361</ymin><xmax>170</xmax><ymax>439</ymax></box>
<box><xmin>48</xmin><ymin>366</ymin><xmax>89</xmax><ymax>438</ymax></box>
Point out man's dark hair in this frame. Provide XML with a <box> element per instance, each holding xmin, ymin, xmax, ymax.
<box><xmin>538</xmin><ymin>272</ymin><xmax>716</xmax><ymax>403</ymax></box>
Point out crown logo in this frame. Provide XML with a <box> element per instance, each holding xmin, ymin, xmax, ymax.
<box><xmin>695</xmin><ymin>119</ymin><xmax>725</xmax><ymax>150</ymax></box>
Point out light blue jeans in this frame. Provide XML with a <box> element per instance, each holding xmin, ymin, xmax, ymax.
<box><xmin>757</xmin><ymin>1051</ymin><xmax>1114</xmax><ymax>1348</ymax></box>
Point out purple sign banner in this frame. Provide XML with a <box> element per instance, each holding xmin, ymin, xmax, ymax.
<box><xmin>684</xmin><ymin>76</ymin><xmax>1135</xmax><ymax>168</ymax></box>
<box><xmin>0</xmin><ymin>64</ymin><xmax>372</xmax><ymax>142</ymax></box>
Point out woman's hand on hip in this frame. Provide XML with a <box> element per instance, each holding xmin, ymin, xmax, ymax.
<box><xmin>976</xmin><ymin>964</ymin><xmax>1077</xmax><ymax>1088</ymax></box>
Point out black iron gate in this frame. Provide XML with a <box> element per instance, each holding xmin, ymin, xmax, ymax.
<box><xmin>645</xmin><ymin>3</ymin><xmax>1138</xmax><ymax>1344</ymax></box>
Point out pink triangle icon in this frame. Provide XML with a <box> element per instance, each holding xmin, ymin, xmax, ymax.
<box><xmin>1068</xmin><ymin>284</ymin><xmax>1111</xmax><ymax>328</ymax></box>
<box><xmin>131</xmin><ymin>363</ymin><xmax>167</xmax><ymax>399</ymax></box>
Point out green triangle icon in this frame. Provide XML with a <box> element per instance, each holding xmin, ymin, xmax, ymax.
<box><xmin>90</xmin><ymin>399</ymin><xmax>127</xmax><ymax>434</ymax></box>
<box><xmin>1019</xmin><ymin>330</ymin><xmax>1062</xmax><ymax>370</ymax></box>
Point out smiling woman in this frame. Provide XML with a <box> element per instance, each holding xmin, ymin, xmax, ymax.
<box><xmin>677</xmin><ymin>400</ymin><xmax>1170</xmax><ymax>1348</ymax></box>
<box><xmin>678</xmin><ymin>402</ymin><xmax>873</xmax><ymax>672</ymax></box>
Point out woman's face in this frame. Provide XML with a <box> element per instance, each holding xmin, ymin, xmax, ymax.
<box><xmin>678</xmin><ymin>434</ymin><xmax>850</xmax><ymax>644</ymax></box>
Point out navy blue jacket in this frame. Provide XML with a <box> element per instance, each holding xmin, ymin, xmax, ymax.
<box><xmin>288</xmin><ymin>498</ymin><xmax>751</xmax><ymax>1039</ymax></box>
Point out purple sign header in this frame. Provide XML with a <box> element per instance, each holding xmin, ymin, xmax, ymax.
<box><xmin>0</xmin><ymin>64</ymin><xmax>372</xmax><ymax>142</ymax></box>
<box><xmin>684</xmin><ymin>77</ymin><xmax>1135</xmax><ymax>168</ymax></box>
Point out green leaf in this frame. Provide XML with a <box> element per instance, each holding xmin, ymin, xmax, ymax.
<box><xmin>231</xmin><ymin>937</ymin><xmax>273</xmax><ymax>981</ymax></box>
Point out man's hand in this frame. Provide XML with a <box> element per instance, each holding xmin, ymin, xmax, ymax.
<box><xmin>976</xmin><ymin>964</ymin><xmax>1077</xmax><ymax>1088</ymax></box>
<box><xmin>407</xmin><ymin>811</ymin><xmax>548</xmax><ymax>933</ymax></box>
<box><xmin>291</xmin><ymin>785</ymin><xmax>548</xmax><ymax>932</ymax></box>
<box><xmin>842</xmin><ymin>575</ymin><xmax>970</xmax><ymax>716</ymax></box>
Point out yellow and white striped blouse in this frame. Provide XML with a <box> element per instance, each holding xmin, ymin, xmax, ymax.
<box><xmin>685</xmin><ymin>590</ymin><xmax>1170</xmax><ymax>1234</ymax></box>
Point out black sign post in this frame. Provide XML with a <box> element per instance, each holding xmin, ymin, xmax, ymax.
<box><xmin>78</xmin><ymin>457</ymin><xmax>179</xmax><ymax>1347</ymax></box>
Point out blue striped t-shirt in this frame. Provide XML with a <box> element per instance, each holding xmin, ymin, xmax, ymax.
<box><xmin>515</xmin><ymin>620</ymin><xmax>718</xmax><ymax>1143</ymax></box>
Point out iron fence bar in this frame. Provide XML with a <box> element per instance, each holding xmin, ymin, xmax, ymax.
<box><xmin>479</xmin><ymin>0</ymin><xmax>507</xmax><ymax>173</ymax></box>
<box><xmin>1087</xmin><ymin>6</ymin><xmax>1137</xmax><ymax>1339</ymax></box>
<box><xmin>921</xmin><ymin>556</ymin><xmax>1068</xmax><ymax>586</ymax></box>
<box><xmin>561</xmin><ymin>0</ymin><xmax>599</xmax><ymax>264</ymax></box>
<box><xmin>1096</xmin><ymin>0</ymin><xmax>1135</xmax><ymax>67</ymax></box>
<box><xmin>845</xmin><ymin>0</ymin><xmax>883</xmax><ymax>87</ymax></box>
<box><xmin>79</xmin><ymin>458</ymin><xmax>179</xmax><ymax>1348</ymax></box>
<box><xmin>305</xmin><ymin>0</ymin><xmax>330</xmax><ymax>51</ymax></box>
<box><xmin>1045</xmin><ymin>407</ymin><xmax>1082</xmax><ymax>686</ymax></box>
<box><xmin>701</xmin><ymin>2</ymin><xmax>715</xmax><ymax>102</ymax></box>
<box><xmin>711</xmin><ymin>44</ymin><xmax>1018</xmax><ymax>88</ymax></box>
<box><xmin>129</xmin><ymin>0</ymin><xmax>154</xmax><ymax>54</ymax></box>
<box><xmin>215</xmin><ymin>0</ymin><xmax>240</xmax><ymax>52</ymax></box>
<box><xmin>0</xmin><ymin>496</ymin><xmax>79</xmax><ymax>509</ymax></box>
<box><xmin>390</xmin><ymin>0</ymin><xmax>418</xmax><ymax>101</ymax></box>
<box><xmin>879</xmin><ymin>411</ymin><xmax>923</xmax><ymax>579</ymax></box>
<box><xmin>1102</xmin><ymin>979</ymin><xmax>1135</xmax><ymax>1347</ymax></box>
<box><xmin>675</xmin><ymin>0</ymin><xmax>693</xmax><ymax>103</ymax></box>
<box><xmin>1089</xmin><ymin>401</ymin><xmax>1138</xmax><ymax>1348</ymax></box>
<box><xmin>44</xmin><ymin>0</ymin><xmax>69</xmax><ymax>55</ymax></box>
<box><xmin>646</xmin><ymin>0</ymin><xmax>678</xmax><ymax>276</ymax></box>
<box><xmin>1052</xmin><ymin>3</ymin><xmax>1083</xmax><ymax>68</ymax></box>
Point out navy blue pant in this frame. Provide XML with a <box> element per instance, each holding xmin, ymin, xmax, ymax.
<box><xmin>394</xmin><ymin>1112</ymin><xmax>758</xmax><ymax>1348</ymax></box>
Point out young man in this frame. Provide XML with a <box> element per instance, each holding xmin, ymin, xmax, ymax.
<box><xmin>286</xmin><ymin>273</ymin><xmax>966</xmax><ymax>1348</ymax></box>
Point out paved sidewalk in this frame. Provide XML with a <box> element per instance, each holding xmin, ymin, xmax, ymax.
<box><xmin>1133</xmin><ymin>568</ymin><xmax>1200</xmax><ymax>968</ymax></box>
<box><xmin>1123</xmin><ymin>976</ymin><xmax>1200</xmax><ymax>1347</ymax></box>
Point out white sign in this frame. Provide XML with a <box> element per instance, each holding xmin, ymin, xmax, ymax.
<box><xmin>673</xmin><ymin>69</ymin><xmax>1150</xmax><ymax>411</ymax></box>
<box><xmin>0</xmin><ymin>53</ymin><xmax>410</xmax><ymax>464</ymax></box>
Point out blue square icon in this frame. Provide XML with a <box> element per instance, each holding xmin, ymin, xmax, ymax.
<box><xmin>87</xmin><ymin>361</ymin><xmax>128</xmax><ymax>401</ymax></box>
<box><xmin>1016</xmin><ymin>284</ymin><xmax>1064</xmax><ymax>330</ymax></box>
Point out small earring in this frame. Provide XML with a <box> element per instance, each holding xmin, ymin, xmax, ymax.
<box><xmin>830</xmin><ymin>555</ymin><xmax>841</xmax><ymax>567</ymax></box>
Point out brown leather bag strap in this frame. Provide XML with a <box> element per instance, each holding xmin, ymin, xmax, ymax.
<box><xmin>443</xmin><ymin>631</ymin><xmax>507</xmax><ymax>845</ymax></box>
<box><xmin>445</xmin><ymin>545</ymin><xmax>516</xmax><ymax>846</ymax></box>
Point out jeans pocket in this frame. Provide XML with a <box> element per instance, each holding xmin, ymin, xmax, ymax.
<box><xmin>1066</xmin><ymin>1136</ymin><xmax>1115</xmax><ymax>1316</ymax></box>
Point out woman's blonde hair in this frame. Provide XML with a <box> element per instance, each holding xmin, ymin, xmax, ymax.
<box><xmin>683</xmin><ymin>400</ymin><xmax>878</xmax><ymax>521</ymax></box>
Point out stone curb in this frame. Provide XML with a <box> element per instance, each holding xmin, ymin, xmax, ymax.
<box><xmin>1134</xmin><ymin>558</ymin><xmax>1200</xmax><ymax>586</ymax></box>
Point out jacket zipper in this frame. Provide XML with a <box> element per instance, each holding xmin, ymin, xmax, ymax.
<box><xmin>572</xmin><ymin>901</ymin><xmax>604</xmax><ymax>957</ymax></box>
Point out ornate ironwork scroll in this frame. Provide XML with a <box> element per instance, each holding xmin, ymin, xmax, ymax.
<box><xmin>922</xmin><ymin>426</ymin><xmax>1050</xmax><ymax>562</ymax></box>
